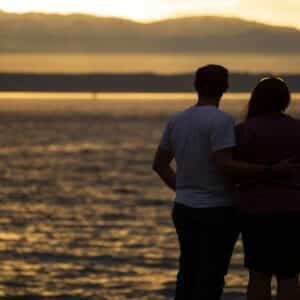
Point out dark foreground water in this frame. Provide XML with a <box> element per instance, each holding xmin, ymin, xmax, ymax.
<box><xmin>0</xmin><ymin>94</ymin><xmax>299</xmax><ymax>300</ymax></box>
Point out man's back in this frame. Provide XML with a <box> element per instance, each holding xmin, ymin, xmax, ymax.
<box><xmin>160</xmin><ymin>105</ymin><xmax>236</xmax><ymax>208</ymax></box>
<box><xmin>153</xmin><ymin>65</ymin><xmax>239</xmax><ymax>300</ymax></box>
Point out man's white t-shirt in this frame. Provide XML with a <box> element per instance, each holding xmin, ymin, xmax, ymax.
<box><xmin>160</xmin><ymin>105</ymin><xmax>236</xmax><ymax>208</ymax></box>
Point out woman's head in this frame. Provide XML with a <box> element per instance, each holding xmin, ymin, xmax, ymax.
<box><xmin>247</xmin><ymin>77</ymin><xmax>291</xmax><ymax>119</ymax></box>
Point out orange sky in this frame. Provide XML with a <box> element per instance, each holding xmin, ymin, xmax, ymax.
<box><xmin>1</xmin><ymin>0</ymin><xmax>300</xmax><ymax>28</ymax></box>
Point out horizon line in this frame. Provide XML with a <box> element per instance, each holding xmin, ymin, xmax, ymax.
<box><xmin>2</xmin><ymin>71</ymin><xmax>300</xmax><ymax>76</ymax></box>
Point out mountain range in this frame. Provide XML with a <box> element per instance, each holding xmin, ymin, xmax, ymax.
<box><xmin>1</xmin><ymin>11</ymin><xmax>300</xmax><ymax>53</ymax></box>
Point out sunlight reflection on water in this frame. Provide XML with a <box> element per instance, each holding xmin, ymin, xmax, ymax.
<box><xmin>0</xmin><ymin>94</ymin><xmax>298</xmax><ymax>299</ymax></box>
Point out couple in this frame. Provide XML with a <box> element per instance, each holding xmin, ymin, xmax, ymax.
<box><xmin>153</xmin><ymin>65</ymin><xmax>300</xmax><ymax>300</ymax></box>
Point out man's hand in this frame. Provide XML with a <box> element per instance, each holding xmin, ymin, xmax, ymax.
<box><xmin>213</xmin><ymin>148</ymin><xmax>296</xmax><ymax>180</ymax></box>
<box><xmin>152</xmin><ymin>147</ymin><xmax>176</xmax><ymax>191</ymax></box>
<box><xmin>272</xmin><ymin>158</ymin><xmax>300</xmax><ymax>177</ymax></box>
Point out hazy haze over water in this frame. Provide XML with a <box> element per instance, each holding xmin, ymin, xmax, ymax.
<box><xmin>2</xmin><ymin>53</ymin><xmax>300</xmax><ymax>74</ymax></box>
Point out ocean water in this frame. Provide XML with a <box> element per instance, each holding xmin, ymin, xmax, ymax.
<box><xmin>0</xmin><ymin>93</ymin><xmax>299</xmax><ymax>300</ymax></box>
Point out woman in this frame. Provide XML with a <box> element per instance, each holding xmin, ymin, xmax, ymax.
<box><xmin>235</xmin><ymin>77</ymin><xmax>300</xmax><ymax>300</ymax></box>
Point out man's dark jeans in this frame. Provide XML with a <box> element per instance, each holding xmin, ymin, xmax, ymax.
<box><xmin>172</xmin><ymin>203</ymin><xmax>239</xmax><ymax>300</ymax></box>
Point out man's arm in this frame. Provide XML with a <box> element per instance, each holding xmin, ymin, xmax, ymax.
<box><xmin>214</xmin><ymin>148</ymin><xmax>293</xmax><ymax>179</ymax></box>
<box><xmin>152</xmin><ymin>146</ymin><xmax>176</xmax><ymax>191</ymax></box>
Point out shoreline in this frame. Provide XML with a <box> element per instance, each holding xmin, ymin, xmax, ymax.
<box><xmin>1</xmin><ymin>72</ymin><xmax>300</xmax><ymax>93</ymax></box>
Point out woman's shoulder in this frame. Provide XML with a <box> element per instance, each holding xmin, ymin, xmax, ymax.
<box><xmin>236</xmin><ymin>113</ymin><xmax>298</xmax><ymax>130</ymax></box>
<box><xmin>235</xmin><ymin>117</ymin><xmax>271</xmax><ymax>146</ymax></box>
<box><xmin>275</xmin><ymin>113</ymin><xmax>300</xmax><ymax>130</ymax></box>
<box><xmin>235</xmin><ymin>118</ymin><xmax>258</xmax><ymax>135</ymax></box>
<box><xmin>235</xmin><ymin>113</ymin><xmax>300</xmax><ymax>142</ymax></box>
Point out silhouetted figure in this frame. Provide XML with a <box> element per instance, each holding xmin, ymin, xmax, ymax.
<box><xmin>235</xmin><ymin>77</ymin><xmax>300</xmax><ymax>300</ymax></box>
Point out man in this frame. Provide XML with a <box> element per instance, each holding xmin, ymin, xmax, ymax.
<box><xmin>152</xmin><ymin>65</ymin><xmax>292</xmax><ymax>300</ymax></box>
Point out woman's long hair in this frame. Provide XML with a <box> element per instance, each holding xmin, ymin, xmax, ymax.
<box><xmin>247</xmin><ymin>77</ymin><xmax>291</xmax><ymax>120</ymax></box>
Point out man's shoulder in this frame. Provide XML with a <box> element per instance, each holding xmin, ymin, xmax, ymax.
<box><xmin>167</xmin><ymin>108</ymin><xmax>192</xmax><ymax>123</ymax></box>
<box><xmin>211</xmin><ymin>108</ymin><xmax>235</xmax><ymax>125</ymax></box>
<box><xmin>168</xmin><ymin>106</ymin><xmax>234</xmax><ymax>125</ymax></box>
<box><xmin>215</xmin><ymin>108</ymin><xmax>234</xmax><ymax>119</ymax></box>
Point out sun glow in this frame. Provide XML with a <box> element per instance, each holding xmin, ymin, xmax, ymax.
<box><xmin>0</xmin><ymin>0</ymin><xmax>300</xmax><ymax>28</ymax></box>
<box><xmin>0</xmin><ymin>0</ymin><xmax>239</xmax><ymax>22</ymax></box>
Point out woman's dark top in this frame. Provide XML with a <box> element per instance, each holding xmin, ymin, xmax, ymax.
<box><xmin>235</xmin><ymin>112</ymin><xmax>300</xmax><ymax>214</ymax></box>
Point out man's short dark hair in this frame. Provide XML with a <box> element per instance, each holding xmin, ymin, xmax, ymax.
<box><xmin>194</xmin><ymin>65</ymin><xmax>229</xmax><ymax>97</ymax></box>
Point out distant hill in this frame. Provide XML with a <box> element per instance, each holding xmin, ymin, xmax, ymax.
<box><xmin>1</xmin><ymin>11</ymin><xmax>300</xmax><ymax>53</ymax></box>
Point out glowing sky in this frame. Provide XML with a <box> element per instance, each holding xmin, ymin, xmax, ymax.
<box><xmin>1</xmin><ymin>0</ymin><xmax>300</xmax><ymax>28</ymax></box>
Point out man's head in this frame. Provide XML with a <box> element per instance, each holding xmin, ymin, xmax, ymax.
<box><xmin>194</xmin><ymin>65</ymin><xmax>229</xmax><ymax>100</ymax></box>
